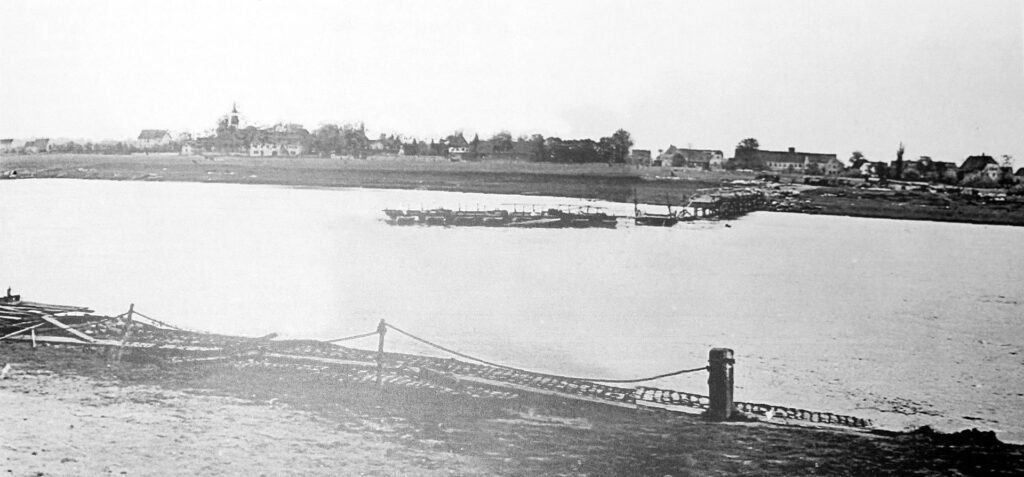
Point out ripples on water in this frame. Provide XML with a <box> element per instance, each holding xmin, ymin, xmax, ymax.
<box><xmin>2</xmin><ymin>179</ymin><xmax>1023</xmax><ymax>441</ymax></box>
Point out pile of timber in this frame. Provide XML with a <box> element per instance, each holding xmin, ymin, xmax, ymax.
<box><xmin>0</xmin><ymin>295</ymin><xmax>247</xmax><ymax>355</ymax></box>
<box><xmin>0</xmin><ymin>297</ymin><xmax>105</xmax><ymax>344</ymax></box>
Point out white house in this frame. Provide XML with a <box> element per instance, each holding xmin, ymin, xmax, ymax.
<box><xmin>137</xmin><ymin>130</ymin><xmax>173</xmax><ymax>149</ymax></box>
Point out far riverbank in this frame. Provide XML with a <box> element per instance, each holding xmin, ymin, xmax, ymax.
<box><xmin>2</xmin><ymin>153</ymin><xmax>1022</xmax><ymax>226</ymax></box>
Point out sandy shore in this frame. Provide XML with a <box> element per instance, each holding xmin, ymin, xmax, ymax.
<box><xmin>3</xmin><ymin>343</ymin><xmax>1024</xmax><ymax>476</ymax></box>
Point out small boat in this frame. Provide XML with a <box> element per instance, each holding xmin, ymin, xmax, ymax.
<box><xmin>633</xmin><ymin>191</ymin><xmax>679</xmax><ymax>227</ymax></box>
<box><xmin>635</xmin><ymin>212</ymin><xmax>678</xmax><ymax>227</ymax></box>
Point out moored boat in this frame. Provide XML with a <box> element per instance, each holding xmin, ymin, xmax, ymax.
<box><xmin>633</xmin><ymin>192</ymin><xmax>680</xmax><ymax>227</ymax></box>
<box><xmin>635</xmin><ymin>213</ymin><xmax>679</xmax><ymax>227</ymax></box>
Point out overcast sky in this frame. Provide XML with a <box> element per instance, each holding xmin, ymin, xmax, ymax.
<box><xmin>1</xmin><ymin>0</ymin><xmax>1021</xmax><ymax>163</ymax></box>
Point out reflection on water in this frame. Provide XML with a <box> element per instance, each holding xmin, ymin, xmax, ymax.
<box><xmin>2</xmin><ymin>179</ymin><xmax>1023</xmax><ymax>441</ymax></box>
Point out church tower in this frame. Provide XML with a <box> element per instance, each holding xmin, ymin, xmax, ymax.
<box><xmin>228</xmin><ymin>103</ymin><xmax>240</xmax><ymax>129</ymax></box>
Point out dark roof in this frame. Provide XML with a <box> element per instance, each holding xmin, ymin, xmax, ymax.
<box><xmin>658</xmin><ymin>145</ymin><xmax>678</xmax><ymax>158</ymax></box>
<box><xmin>446</xmin><ymin>133</ymin><xmax>468</xmax><ymax>147</ymax></box>
<box><xmin>658</xmin><ymin>146</ymin><xmax>722</xmax><ymax>163</ymax></box>
<box><xmin>138</xmin><ymin>129</ymin><xmax>170</xmax><ymax>140</ymax></box>
<box><xmin>26</xmin><ymin>138</ymin><xmax>49</xmax><ymax>148</ymax></box>
<box><xmin>673</xmin><ymin>148</ymin><xmax>723</xmax><ymax>163</ymax></box>
<box><xmin>959</xmin><ymin>155</ymin><xmax>997</xmax><ymax>173</ymax></box>
<box><xmin>735</xmin><ymin>148</ymin><xmax>837</xmax><ymax>164</ymax></box>
<box><xmin>0</xmin><ymin>139</ymin><xmax>12</xmax><ymax>145</ymax></box>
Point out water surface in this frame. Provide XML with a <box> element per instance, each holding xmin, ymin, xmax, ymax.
<box><xmin>2</xmin><ymin>179</ymin><xmax>1022</xmax><ymax>441</ymax></box>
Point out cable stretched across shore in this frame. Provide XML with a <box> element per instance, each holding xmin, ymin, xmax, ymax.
<box><xmin>325</xmin><ymin>330</ymin><xmax>381</xmax><ymax>343</ymax></box>
<box><xmin>383</xmin><ymin>322</ymin><xmax>708</xmax><ymax>384</ymax></box>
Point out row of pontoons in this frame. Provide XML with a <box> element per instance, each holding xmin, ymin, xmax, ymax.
<box><xmin>384</xmin><ymin>189</ymin><xmax>769</xmax><ymax>229</ymax></box>
<box><xmin>383</xmin><ymin>206</ymin><xmax>618</xmax><ymax>228</ymax></box>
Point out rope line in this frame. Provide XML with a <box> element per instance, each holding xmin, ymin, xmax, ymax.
<box><xmin>384</xmin><ymin>322</ymin><xmax>707</xmax><ymax>384</ymax></box>
<box><xmin>131</xmin><ymin>310</ymin><xmax>185</xmax><ymax>330</ymax></box>
<box><xmin>325</xmin><ymin>330</ymin><xmax>380</xmax><ymax>343</ymax></box>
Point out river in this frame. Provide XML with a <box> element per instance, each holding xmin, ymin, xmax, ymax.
<box><xmin>2</xmin><ymin>179</ymin><xmax>1023</xmax><ymax>442</ymax></box>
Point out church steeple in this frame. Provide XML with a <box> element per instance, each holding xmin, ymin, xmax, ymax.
<box><xmin>228</xmin><ymin>103</ymin><xmax>240</xmax><ymax>129</ymax></box>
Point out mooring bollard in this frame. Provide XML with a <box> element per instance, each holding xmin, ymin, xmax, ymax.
<box><xmin>707</xmin><ymin>348</ymin><xmax>735</xmax><ymax>421</ymax></box>
<box><xmin>376</xmin><ymin>319</ymin><xmax>387</xmax><ymax>386</ymax></box>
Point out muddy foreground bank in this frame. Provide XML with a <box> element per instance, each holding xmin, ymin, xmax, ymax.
<box><xmin>2</xmin><ymin>343</ymin><xmax>1023</xmax><ymax>476</ymax></box>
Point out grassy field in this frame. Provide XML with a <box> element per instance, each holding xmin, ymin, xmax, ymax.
<box><xmin>0</xmin><ymin>153</ymin><xmax>744</xmax><ymax>206</ymax></box>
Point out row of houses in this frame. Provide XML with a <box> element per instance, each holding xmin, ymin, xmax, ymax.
<box><xmin>637</xmin><ymin>144</ymin><xmax>843</xmax><ymax>174</ymax></box>
<box><xmin>635</xmin><ymin>143</ymin><xmax>1023</xmax><ymax>186</ymax></box>
<box><xmin>1</xmin><ymin>138</ymin><xmax>52</xmax><ymax>154</ymax></box>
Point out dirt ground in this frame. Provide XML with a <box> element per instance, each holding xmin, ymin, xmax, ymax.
<box><xmin>3</xmin><ymin>343</ymin><xmax>1024</xmax><ymax>476</ymax></box>
<box><xmin>778</xmin><ymin>187</ymin><xmax>1024</xmax><ymax>226</ymax></box>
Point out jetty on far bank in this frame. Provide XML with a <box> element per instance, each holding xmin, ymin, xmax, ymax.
<box><xmin>384</xmin><ymin>187</ymin><xmax>770</xmax><ymax>229</ymax></box>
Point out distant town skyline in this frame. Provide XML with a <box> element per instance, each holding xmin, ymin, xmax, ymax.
<box><xmin>1</xmin><ymin>0</ymin><xmax>1022</xmax><ymax>164</ymax></box>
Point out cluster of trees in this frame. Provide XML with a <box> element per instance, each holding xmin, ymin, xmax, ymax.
<box><xmin>307</xmin><ymin>125</ymin><xmax>635</xmax><ymax>163</ymax></box>
<box><xmin>311</xmin><ymin>124</ymin><xmax>374</xmax><ymax>155</ymax></box>
<box><xmin>46</xmin><ymin>140</ymin><xmax>180</xmax><ymax>155</ymax></box>
<box><xmin>195</xmin><ymin>110</ymin><xmax>636</xmax><ymax>163</ymax></box>
<box><xmin>540</xmin><ymin>129</ymin><xmax>634</xmax><ymax>163</ymax></box>
<box><xmin>846</xmin><ymin>146</ymin><xmax>1019</xmax><ymax>187</ymax></box>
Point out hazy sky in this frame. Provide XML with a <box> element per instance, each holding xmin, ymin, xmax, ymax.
<box><xmin>1</xmin><ymin>0</ymin><xmax>1022</xmax><ymax>162</ymax></box>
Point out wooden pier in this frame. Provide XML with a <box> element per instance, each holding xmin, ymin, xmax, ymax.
<box><xmin>680</xmin><ymin>188</ymin><xmax>768</xmax><ymax>220</ymax></box>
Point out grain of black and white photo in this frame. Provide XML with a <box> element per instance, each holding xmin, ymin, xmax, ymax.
<box><xmin>2</xmin><ymin>1</ymin><xmax>1024</xmax><ymax>475</ymax></box>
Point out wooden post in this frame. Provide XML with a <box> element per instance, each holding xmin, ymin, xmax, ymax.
<box><xmin>115</xmin><ymin>304</ymin><xmax>134</xmax><ymax>364</ymax></box>
<box><xmin>707</xmin><ymin>348</ymin><xmax>735</xmax><ymax>421</ymax></box>
<box><xmin>30</xmin><ymin>327</ymin><xmax>36</xmax><ymax>348</ymax></box>
<box><xmin>375</xmin><ymin>319</ymin><xmax>386</xmax><ymax>386</ymax></box>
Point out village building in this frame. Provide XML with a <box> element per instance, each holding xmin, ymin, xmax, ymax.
<box><xmin>709</xmin><ymin>153</ymin><xmax>725</xmax><ymax>170</ymax></box>
<box><xmin>856</xmin><ymin>161</ymin><xmax>874</xmax><ymax>176</ymax></box>
<box><xmin>249</xmin><ymin>131</ymin><xmax>308</xmax><ymax>157</ymax></box>
<box><xmin>136</xmin><ymin>129</ymin><xmax>172</xmax><ymax>149</ymax></box>
<box><xmin>932</xmin><ymin>161</ymin><xmax>960</xmax><ymax>183</ymax></box>
<box><xmin>656</xmin><ymin>146</ymin><xmax>724</xmax><ymax>169</ymax></box>
<box><xmin>22</xmin><ymin>138</ymin><xmax>51</xmax><ymax>154</ymax></box>
<box><xmin>958</xmin><ymin>154</ymin><xmax>998</xmax><ymax>183</ymax></box>
<box><xmin>446</xmin><ymin>133</ymin><xmax>469</xmax><ymax>160</ymax></box>
<box><xmin>959</xmin><ymin>154</ymin><xmax>997</xmax><ymax>175</ymax></box>
<box><xmin>0</xmin><ymin>139</ymin><xmax>17</xmax><ymax>153</ymax></box>
<box><xmin>732</xmin><ymin>146</ymin><xmax>837</xmax><ymax>173</ymax></box>
<box><xmin>822</xmin><ymin>157</ymin><xmax>846</xmax><ymax>175</ymax></box>
<box><xmin>982</xmin><ymin>164</ymin><xmax>1002</xmax><ymax>182</ymax></box>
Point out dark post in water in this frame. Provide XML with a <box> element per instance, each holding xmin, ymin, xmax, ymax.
<box><xmin>376</xmin><ymin>319</ymin><xmax>387</xmax><ymax>386</ymax></box>
<box><xmin>707</xmin><ymin>348</ymin><xmax>735</xmax><ymax>421</ymax></box>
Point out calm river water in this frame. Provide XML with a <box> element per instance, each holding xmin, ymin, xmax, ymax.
<box><xmin>2</xmin><ymin>179</ymin><xmax>1023</xmax><ymax>441</ymax></box>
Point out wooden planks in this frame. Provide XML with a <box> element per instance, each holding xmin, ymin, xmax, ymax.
<box><xmin>38</xmin><ymin>316</ymin><xmax>96</xmax><ymax>343</ymax></box>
